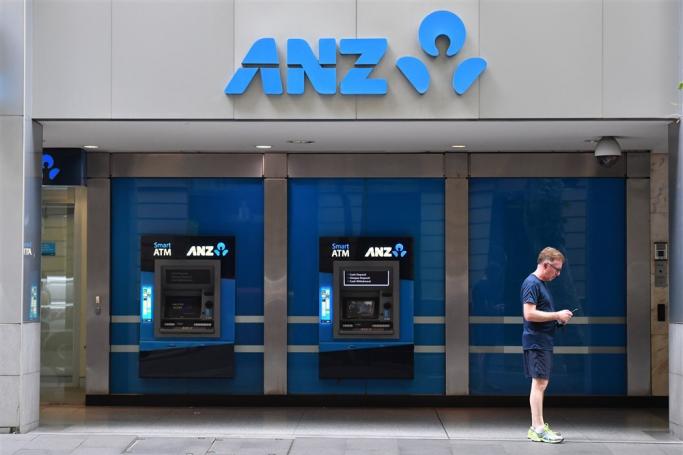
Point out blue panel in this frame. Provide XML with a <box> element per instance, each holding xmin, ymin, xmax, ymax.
<box><xmin>468</xmin><ymin>178</ymin><xmax>626</xmax><ymax>395</ymax></box>
<box><xmin>287</xmin><ymin>353</ymin><xmax>366</xmax><ymax>394</ymax></box>
<box><xmin>111</xmin><ymin>178</ymin><xmax>264</xmax><ymax>395</ymax></box>
<box><xmin>414</xmin><ymin>324</ymin><xmax>445</xmax><ymax>346</ymax></box>
<box><xmin>111</xmin><ymin>323</ymin><xmax>139</xmax><ymax>345</ymax></box>
<box><xmin>469</xmin><ymin>324</ymin><xmax>626</xmax><ymax>347</ymax></box>
<box><xmin>235</xmin><ymin>323</ymin><xmax>264</xmax><ymax>345</ymax></box>
<box><xmin>288</xmin><ymin>323</ymin><xmax>318</xmax><ymax>345</ymax></box>
<box><xmin>469</xmin><ymin>354</ymin><xmax>626</xmax><ymax>396</ymax></box>
<box><xmin>288</xmin><ymin>179</ymin><xmax>444</xmax><ymax>394</ymax></box>
<box><xmin>367</xmin><ymin>354</ymin><xmax>444</xmax><ymax>395</ymax></box>
<box><xmin>110</xmin><ymin>352</ymin><xmax>264</xmax><ymax>395</ymax></box>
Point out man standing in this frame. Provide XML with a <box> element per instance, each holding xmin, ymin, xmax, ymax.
<box><xmin>522</xmin><ymin>247</ymin><xmax>573</xmax><ymax>443</ymax></box>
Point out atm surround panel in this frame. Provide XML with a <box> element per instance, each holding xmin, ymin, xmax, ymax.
<box><xmin>153</xmin><ymin>259</ymin><xmax>221</xmax><ymax>338</ymax></box>
<box><xmin>332</xmin><ymin>261</ymin><xmax>400</xmax><ymax>339</ymax></box>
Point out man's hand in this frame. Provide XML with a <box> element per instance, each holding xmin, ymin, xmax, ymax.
<box><xmin>556</xmin><ymin>309</ymin><xmax>573</xmax><ymax>324</ymax></box>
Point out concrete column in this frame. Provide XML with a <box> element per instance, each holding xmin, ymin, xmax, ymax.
<box><xmin>669</xmin><ymin>2</ymin><xmax>683</xmax><ymax>439</ymax></box>
<box><xmin>0</xmin><ymin>0</ymin><xmax>42</xmax><ymax>433</ymax></box>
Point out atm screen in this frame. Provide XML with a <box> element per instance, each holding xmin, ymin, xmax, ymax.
<box><xmin>343</xmin><ymin>298</ymin><xmax>378</xmax><ymax>319</ymax></box>
<box><xmin>164</xmin><ymin>295</ymin><xmax>202</xmax><ymax>319</ymax></box>
<box><xmin>165</xmin><ymin>269</ymin><xmax>212</xmax><ymax>285</ymax></box>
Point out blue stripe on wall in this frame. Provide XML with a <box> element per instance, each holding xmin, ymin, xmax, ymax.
<box><xmin>469</xmin><ymin>324</ymin><xmax>626</xmax><ymax>347</ymax></box>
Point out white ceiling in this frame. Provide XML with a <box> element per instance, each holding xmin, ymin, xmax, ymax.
<box><xmin>39</xmin><ymin>119</ymin><xmax>673</xmax><ymax>153</ymax></box>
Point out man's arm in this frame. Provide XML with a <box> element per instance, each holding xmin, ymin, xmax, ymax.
<box><xmin>523</xmin><ymin>303</ymin><xmax>572</xmax><ymax>323</ymax></box>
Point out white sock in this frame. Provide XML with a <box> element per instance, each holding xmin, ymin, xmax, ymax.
<box><xmin>535</xmin><ymin>426</ymin><xmax>545</xmax><ymax>433</ymax></box>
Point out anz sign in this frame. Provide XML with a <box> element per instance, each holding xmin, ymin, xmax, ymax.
<box><xmin>225</xmin><ymin>10</ymin><xmax>486</xmax><ymax>96</ymax></box>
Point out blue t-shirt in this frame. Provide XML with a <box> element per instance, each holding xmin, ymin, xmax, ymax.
<box><xmin>521</xmin><ymin>274</ymin><xmax>556</xmax><ymax>350</ymax></box>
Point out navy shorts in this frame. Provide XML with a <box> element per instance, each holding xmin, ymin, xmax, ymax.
<box><xmin>523</xmin><ymin>349</ymin><xmax>552</xmax><ymax>379</ymax></box>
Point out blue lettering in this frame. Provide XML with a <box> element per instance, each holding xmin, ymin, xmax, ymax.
<box><xmin>287</xmin><ymin>38</ymin><xmax>336</xmax><ymax>95</ymax></box>
<box><xmin>225</xmin><ymin>38</ymin><xmax>283</xmax><ymax>95</ymax></box>
<box><xmin>339</xmin><ymin>38</ymin><xmax>388</xmax><ymax>95</ymax></box>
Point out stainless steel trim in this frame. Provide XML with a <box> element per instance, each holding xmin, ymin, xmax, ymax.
<box><xmin>288</xmin><ymin>154</ymin><xmax>444</xmax><ymax>178</ymax></box>
<box><xmin>414</xmin><ymin>316</ymin><xmax>445</xmax><ymax>324</ymax></box>
<box><xmin>470</xmin><ymin>153</ymin><xmax>626</xmax><ymax>177</ymax></box>
<box><xmin>110</xmin><ymin>345</ymin><xmax>139</xmax><ymax>353</ymax></box>
<box><xmin>264</xmin><ymin>178</ymin><xmax>287</xmax><ymax>394</ymax></box>
<box><xmin>264</xmin><ymin>154</ymin><xmax>287</xmax><ymax>178</ymax></box>
<box><xmin>235</xmin><ymin>315</ymin><xmax>265</xmax><ymax>323</ymax></box>
<box><xmin>469</xmin><ymin>346</ymin><xmax>626</xmax><ymax>354</ymax></box>
<box><xmin>111</xmin><ymin>316</ymin><xmax>140</xmax><ymax>324</ymax></box>
<box><xmin>288</xmin><ymin>316</ymin><xmax>318</xmax><ymax>324</ymax></box>
<box><xmin>445</xmin><ymin>178</ymin><xmax>468</xmax><ymax>395</ymax></box>
<box><xmin>627</xmin><ymin>178</ymin><xmax>651</xmax><ymax>396</ymax></box>
<box><xmin>86</xmin><ymin>152</ymin><xmax>110</xmax><ymax>178</ymax></box>
<box><xmin>86</xmin><ymin>178</ymin><xmax>110</xmax><ymax>395</ymax></box>
<box><xmin>110</xmin><ymin>153</ymin><xmax>263</xmax><ymax>177</ymax></box>
<box><xmin>627</xmin><ymin>152</ymin><xmax>650</xmax><ymax>178</ymax></box>
<box><xmin>287</xmin><ymin>345</ymin><xmax>319</xmax><ymax>353</ymax></box>
<box><xmin>415</xmin><ymin>345</ymin><xmax>446</xmax><ymax>353</ymax></box>
<box><xmin>234</xmin><ymin>345</ymin><xmax>265</xmax><ymax>353</ymax></box>
<box><xmin>444</xmin><ymin>153</ymin><xmax>468</xmax><ymax>178</ymax></box>
<box><xmin>469</xmin><ymin>316</ymin><xmax>626</xmax><ymax>325</ymax></box>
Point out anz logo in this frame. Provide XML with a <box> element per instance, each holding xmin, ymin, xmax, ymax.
<box><xmin>364</xmin><ymin>243</ymin><xmax>408</xmax><ymax>258</ymax></box>
<box><xmin>187</xmin><ymin>242</ymin><xmax>230</xmax><ymax>257</ymax></box>
<box><xmin>42</xmin><ymin>153</ymin><xmax>60</xmax><ymax>181</ymax></box>
<box><xmin>225</xmin><ymin>10</ymin><xmax>486</xmax><ymax>96</ymax></box>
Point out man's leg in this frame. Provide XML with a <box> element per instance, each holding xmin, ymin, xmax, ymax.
<box><xmin>529</xmin><ymin>377</ymin><xmax>549</xmax><ymax>429</ymax></box>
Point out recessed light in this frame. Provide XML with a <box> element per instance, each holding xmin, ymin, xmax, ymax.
<box><xmin>450</xmin><ymin>145</ymin><xmax>467</xmax><ymax>149</ymax></box>
<box><xmin>255</xmin><ymin>145</ymin><xmax>272</xmax><ymax>149</ymax></box>
<box><xmin>287</xmin><ymin>139</ymin><xmax>315</xmax><ymax>144</ymax></box>
<box><xmin>83</xmin><ymin>145</ymin><xmax>99</xmax><ymax>149</ymax></box>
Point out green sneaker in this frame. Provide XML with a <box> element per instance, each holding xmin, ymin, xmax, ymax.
<box><xmin>543</xmin><ymin>423</ymin><xmax>563</xmax><ymax>437</ymax></box>
<box><xmin>527</xmin><ymin>426</ymin><xmax>564</xmax><ymax>443</ymax></box>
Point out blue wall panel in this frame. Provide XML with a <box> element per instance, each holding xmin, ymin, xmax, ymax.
<box><xmin>468</xmin><ymin>178</ymin><xmax>626</xmax><ymax>395</ymax></box>
<box><xmin>288</xmin><ymin>179</ymin><xmax>445</xmax><ymax>395</ymax></box>
<box><xmin>111</xmin><ymin>178</ymin><xmax>264</xmax><ymax>394</ymax></box>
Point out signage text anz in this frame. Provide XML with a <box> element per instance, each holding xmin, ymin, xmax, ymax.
<box><xmin>225</xmin><ymin>11</ymin><xmax>486</xmax><ymax>96</ymax></box>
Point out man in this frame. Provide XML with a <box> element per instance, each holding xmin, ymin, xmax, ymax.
<box><xmin>521</xmin><ymin>247</ymin><xmax>573</xmax><ymax>443</ymax></box>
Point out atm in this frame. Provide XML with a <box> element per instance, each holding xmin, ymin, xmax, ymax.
<box><xmin>138</xmin><ymin>236</ymin><xmax>235</xmax><ymax>378</ymax></box>
<box><xmin>318</xmin><ymin>237</ymin><xmax>414</xmax><ymax>379</ymax></box>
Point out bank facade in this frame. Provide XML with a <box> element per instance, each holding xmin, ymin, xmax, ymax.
<box><xmin>1</xmin><ymin>0</ymin><xmax>682</xmax><ymax>436</ymax></box>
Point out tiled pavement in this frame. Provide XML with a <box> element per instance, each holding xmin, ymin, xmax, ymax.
<box><xmin>0</xmin><ymin>406</ymin><xmax>681</xmax><ymax>454</ymax></box>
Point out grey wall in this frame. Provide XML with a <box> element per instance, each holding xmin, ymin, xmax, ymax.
<box><xmin>0</xmin><ymin>0</ymin><xmax>42</xmax><ymax>433</ymax></box>
<box><xmin>32</xmin><ymin>0</ymin><xmax>680</xmax><ymax>120</ymax></box>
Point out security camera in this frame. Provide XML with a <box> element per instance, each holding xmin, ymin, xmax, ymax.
<box><xmin>594</xmin><ymin>136</ymin><xmax>621</xmax><ymax>168</ymax></box>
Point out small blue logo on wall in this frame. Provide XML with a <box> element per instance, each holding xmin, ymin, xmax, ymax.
<box><xmin>42</xmin><ymin>154</ymin><xmax>60</xmax><ymax>181</ymax></box>
<box><xmin>225</xmin><ymin>10</ymin><xmax>486</xmax><ymax>96</ymax></box>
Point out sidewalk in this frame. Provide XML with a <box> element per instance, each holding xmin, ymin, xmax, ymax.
<box><xmin>0</xmin><ymin>405</ymin><xmax>680</xmax><ymax>454</ymax></box>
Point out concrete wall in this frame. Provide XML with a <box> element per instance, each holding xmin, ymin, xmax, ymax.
<box><xmin>31</xmin><ymin>0</ymin><xmax>680</xmax><ymax>120</ymax></box>
<box><xmin>0</xmin><ymin>0</ymin><xmax>42</xmax><ymax>433</ymax></box>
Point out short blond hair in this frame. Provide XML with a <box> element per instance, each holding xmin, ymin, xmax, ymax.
<box><xmin>537</xmin><ymin>247</ymin><xmax>565</xmax><ymax>264</ymax></box>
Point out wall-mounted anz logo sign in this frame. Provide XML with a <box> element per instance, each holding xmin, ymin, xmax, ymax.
<box><xmin>225</xmin><ymin>10</ymin><xmax>486</xmax><ymax>96</ymax></box>
<box><xmin>364</xmin><ymin>243</ymin><xmax>409</xmax><ymax>258</ymax></box>
<box><xmin>42</xmin><ymin>154</ymin><xmax>60</xmax><ymax>181</ymax></box>
<box><xmin>186</xmin><ymin>242</ymin><xmax>230</xmax><ymax>257</ymax></box>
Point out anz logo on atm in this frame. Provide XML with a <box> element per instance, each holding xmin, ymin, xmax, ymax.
<box><xmin>225</xmin><ymin>10</ymin><xmax>486</xmax><ymax>96</ymax></box>
<box><xmin>364</xmin><ymin>243</ymin><xmax>408</xmax><ymax>258</ymax></box>
<box><xmin>186</xmin><ymin>242</ymin><xmax>230</xmax><ymax>257</ymax></box>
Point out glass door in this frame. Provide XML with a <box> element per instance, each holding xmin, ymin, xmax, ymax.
<box><xmin>40</xmin><ymin>187</ymin><xmax>86</xmax><ymax>404</ymax></box>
